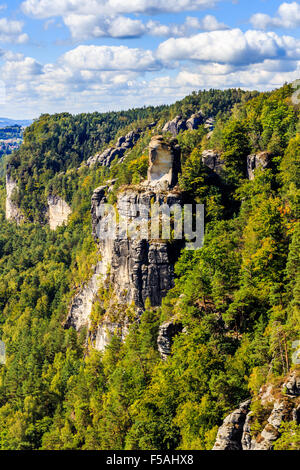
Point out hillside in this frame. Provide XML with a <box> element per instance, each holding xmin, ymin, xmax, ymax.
<box><xmin>0</xmin><ymin>84</ymin><xmax>299</xmax><ymax>450</ymax></box>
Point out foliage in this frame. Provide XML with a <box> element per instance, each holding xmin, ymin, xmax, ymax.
<box><xmin>0</xmin><ymin>84</ymin><xmax>299</xmax><ymax>450</ymax></box>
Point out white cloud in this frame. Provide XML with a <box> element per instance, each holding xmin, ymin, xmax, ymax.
<box><xmin>61</xmin><ymin>45</ymin><xmax>161</xmax><ymax>71</ymax></box>
<box><xmin>22</xmin><ymin>0</ymin><xmax>224</xmax><ymax>40</ymax></box>
<box><xmin>54</xmin><ymin>12</ymin><xmax>228</xmax><ymax>40</ymax></box>
<box><xmin>251</xmin><ymin>2</ymin><xmax>300</xmax><ymax>30</ymax></box>
<box><xmin>147</xmin><ymin>15</ymin><xmax>228</xmax><ymax>37</ymax></box>
<box><xmin>0</xmin><ymin>18</ymin><xmax>29</xmax><ymax>43</ymax></box>
<box><xmin>1</xmin><ymin>27</ymin><xmax>300</xmax><ymax>118</ymax></box>
<box><xmin>64</xmin><ymin>14</ymin><xmax>147</xmax><ymax>40</ymax></box>
<box><xmin>22</xmin><ymin>0</ymin><xmax>219</xmax><ymax>18</ymax></box>
<box><xmin>157</xmin><ymin>28</ymin><xmax>300</xmax><ymax>65</ymax></box>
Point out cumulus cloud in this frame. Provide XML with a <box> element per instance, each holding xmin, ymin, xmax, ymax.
<box><xmin>63</xmin><ymin>13</ymin><xmax>228</xmax><ymax>40</ymax></box>
<box><xmin>1</xmin><ymin>25</ymin><xmax>300</xmax><ymax>117</ymax></box>
<box><xmin>157</xmin><ymin>28</ymin><xmax>300</xmax><ymax>65</ymax></box>
<box><xmin>22</xmin><ymin>0</ymin><xmax>224</xmax><ymax>40</ymax></box>
<box><xmin>147</xmin><ymin>15</ymin><xmax>228</xmax><ymax>37</ymax></box>
<box><xmin>22</xmin><ymin>0</ymin><xmax>219</xmax><ymax>18</ymax></box>
<box><xmin>251</xmin><ymin>2</ymin><xmax>300</xmax><ymax>30</ymax></box>
<box><xmin>61</xmin><ymin>45</ymin><xmax>161</xmax><ymax>71</ymax></box>
<box><xmin>0</xmin><ymin>18</ymin><xmax>28</xmax><ymax>43</ymax></box>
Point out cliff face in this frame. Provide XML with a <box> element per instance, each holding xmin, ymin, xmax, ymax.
<box><xmin>5</xmin><ymin>174</ymin><xmax>24</xmax><ymax>225</ymax></box>
<box><xmin>213</xmin><ymin>370</ymin><xmax>300</xmax><ymax>450</ymax></box>
<box><xmin>66</xmin><ymin>136</ymin><xmax>184</xmax><ymax>352</ymax></box>
<box><xmin>247</xmin><ymin>151</ymin><xmax>272</xmax><ymax>180</ymax></box>
<box><xmin>47</xmin><ymin>195</ymin><xmax>72</xmax><ymax>230</ymax></box>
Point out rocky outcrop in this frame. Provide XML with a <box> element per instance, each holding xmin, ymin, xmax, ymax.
<box><xmin>67</xmin><ymin>136</ymin><xmax>184</xmax><ymax>352</ymax></box>
<box><xmin>93</xmin><ymin>321</ymin><xmax>129</xmax><ymax>352</ymax></box>
<box><xmin>157</xmin><ymin>320</ymin><xmax>183</xmax><ymax>360</ymax></box>
<box><xmin>47</xmin><ymin>195</ymin><xmax>72</xmax><ymax>230</ymax></box>
<box><xmin>214</xmin><ymin>370</ymin><xmax>300</xmax><ymax>450</ymax></box>
<box><xmin>93</xmin><ymin>188</ymin><xmax>182</xmax><ymax>309</ymax></box>
<box><xmin>247</xmin><ymin>151</ymin><xmax>272</xmax><ymax>180</ymax></box>
<box><xmin>204</xmin><ymin>117</ymin><xmax>215</xmax><ymax>131</ymax></box>
<box><xmin>202</xmin><ymin>150</ymin><xmax>224</xmax><ymax>176</ymax></box>
<box><xmin>213</xmin><ymin>400</ymin><xmax>251</xmax><ymax>450</ymax></box>
<box><xmin>186</xmin><ymin>112</ymin><xmax>205</xmax><ymax>130</ymax></box>
<box><xmin>147</xmin><ymin>136</ymin><xmax>181</xmax><ymax>189</ymax></box>
<box><xmin>163</xmin><ymin>111</ymin><xmax>204</xmax><ymax>136</ymax></box>
<box><xmin>87</xmin><ymin>129</ymin><xmax>141</xmax><ymax>167</ymax></box>
<box><xmin>162</xmin><ymin>116</ymin><xmax>187</xmax><ymax>136</ymax></box>
<box><xmin>65</xmin><ymin>262</ymin><xmax>103</xmax><ymax>332</ymax></box>
<box><xmin>5</xmin><ymin>174</ymin><xmax>24</xmax><ymax>224</ymax></box>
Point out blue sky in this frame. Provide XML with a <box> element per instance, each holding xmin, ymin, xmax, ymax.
<box><xmin>0</xmin><ymin>0</ymin><xmax>299</xmax><ymax>118</ymax></box>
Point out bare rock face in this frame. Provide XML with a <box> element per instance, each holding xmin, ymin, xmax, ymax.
<box><xmin>157</xmin><ymin>320</ymin><xmax>183</xmax><ymax>360</ymax></box>
<box><xmin>162</xmin><ymin>116</ymin><xmax>187</xmax><ymax>136</ymax></box>
<box><xmin>65</xmin><ymin>262</ymin><xmax>103</xmax><ymax>332</ymax></box>
<box><xmin>202</xmin><ymin>150</ymin><xmax>224</xmax><ymax>176</ymax></box>
<box><xmin>147</xmin><ymin>136</ymin><xmax>181</xmax><ymax>189</ymax></box>
<box><xmin>163</xmin><ymin>111</ymin><xmax>204</xmax><ymax>136</ymax></box>
<box><xmin>213</xmin><ymin>400</ymin><xmax>251</xmax><ymax>450</ymax></box>
<box><xmin>47</xmin><ymin>195</ymin><xmax>72</xmax><ymax>230</ymax></box>
<box><xmin>87</xmin><ymin>129</ymin><xmax>141</xmax><ymax>167</ymax></box>
<box><xmin>186</xmin><ymin>112</ymin><xmax>204</xmax><ymax>130</ymax></box>
<box><xmin>93</xmin><ymin>188</ymin><xmax>183</xmax><ymax>309</ymax></box>
<box><xmin>214</xmin><ymin>370</ymin><xmax>300</xmax><ymax>451</ymax></box>
<box><xmin>247</xmin><ymin>151</ymin><xmax>272</xmax><ymax>180</ymax></box>
<box><xmin>5</xmin><ymin>174</ymin><xmax>24</xmax><ymax>224</ymax></box>
<box><xmin>67</xmin><ymin>138</ymin><xmax>184</xmax><ymax>352</ymax></box>
<box><xmin>93</xmin><ymin>321</ymin><xmax>129</xmax><ymax>352</ymax></box>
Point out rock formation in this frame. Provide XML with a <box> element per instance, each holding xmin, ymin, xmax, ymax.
<box><xmin>47</xmin><ymin>195</ymin><xmax>72</xmax><ymax>230</ymax></box>
<box><xmin>157</xmin><ymin>320</ymin><xmax>184</xmax><ymax>360</ymax></box>
<box><xmin>5</xmin><ymin>174</ymin><xmax>24</xmax><ymax>224</ymax></box>
<box><xmin>66</xmin><ymin>136</ymin><xmax>184</xmax><ymax>352</ymax></box>
<box><xmin>202</xmin><ymin>149</ymin><xmax>224</xmax><ymax>176</ymax></box>
<box><xmin>186</xmin><ymin>112</ymin><xmax>204</xmax><ymax>130</ymax></box>
<box><xmin>213</xmin><ymin>370</ymin><xmax>300</xmax><ymax>450</ymax></box>
<box><xmin>65</xmin><ymin>262</ymin><xmax>103</xmax><ymax>331</ymax></box>
<box><xmin>87</xmin><ymin>129</ymin><xmax>141</xmax><ymax>167</ymax></box>
<box><xmin>247</xmin><ymin>151</ymin><xmax>272</xmax><ymax>180</ymax></box>
<box><xmin>163</xmin><ymin>111</ymin><xmax>204</xmax><ymax>136</ymax></box>
<box><xmin>147</xmin><ymin>136</ymin><xmax>181</xmax><ymax>188</ymax></box>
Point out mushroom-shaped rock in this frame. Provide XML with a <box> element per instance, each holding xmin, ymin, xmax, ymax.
<box><xmin>147</xmin><ymin>136</ymin><xmax>181</xmax><ymax>188</ymax></box>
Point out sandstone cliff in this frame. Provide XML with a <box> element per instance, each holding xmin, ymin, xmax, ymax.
<box><xmin>47</xmin><ymin>195</ymin><xmax>72</xmax><ymax>230</ymax></box>
<box><xmin>66</xmin><ymin>136</ymin><xmax>185</xmax><ymax>353</ymax></box>
<box><xmin>5</xmin><ymin>174</ymin><xmax>24</xmax><ymax>225</ymax></box>
<box><xmin>213</xmin><ymin>369</ymin><xmax>300</xmax><ymax>450</ymax></box>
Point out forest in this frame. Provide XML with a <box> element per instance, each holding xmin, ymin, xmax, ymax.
<box><xmin>0</xmin><ymin>84</ymin><xmax>299</xmax><ymax>450</ymax></box>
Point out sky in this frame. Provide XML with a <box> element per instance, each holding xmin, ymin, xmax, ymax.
<box><xmin>0</xmin><ymin>0</ymin><xmax>299</xmax><ymax>119</ymax></box>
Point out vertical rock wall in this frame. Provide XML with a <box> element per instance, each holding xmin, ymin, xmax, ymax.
<box><xmin>47</xmin><ymin>195</ymin><xmax>72</xmax><ymax>230</ymax></box>
<box><xmin>5</xmin><ymin>174</ymin><xmax>24</xmax><ymax>224</ymax></box>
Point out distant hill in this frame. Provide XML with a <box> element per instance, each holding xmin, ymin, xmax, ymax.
<box><xmin>0</xmin><ymin>117</ymin><xmax>32</xmax><ymax>128</ymax></box>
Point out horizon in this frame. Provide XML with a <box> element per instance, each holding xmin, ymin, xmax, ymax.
<box><xmin>0</xmin><ymin>1</ymin><xmax>299</xmax><ymax>119</ymax></box>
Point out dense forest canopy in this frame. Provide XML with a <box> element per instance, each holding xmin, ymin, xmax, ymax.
<box><xmin>0</xmin><ymin>84</ymin><xmax>299</xmax><ymax>450</ymax></box>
